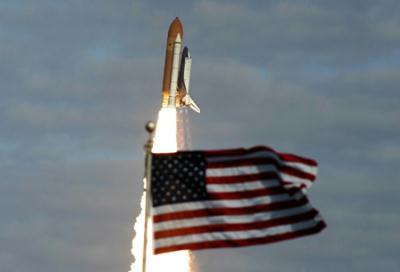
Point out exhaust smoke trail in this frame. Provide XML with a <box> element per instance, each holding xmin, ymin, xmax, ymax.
<box><xmin>177</xmin><ymin>108</ymin><xmax>192</xmax><ymax>151</ymax></box>
<box><xmin>129</xmin><ymin>108</ymin><xmax>194</xmax><ymax>272</ymax></box>
<box><xmin>152</xmin><ymin>108</ymin><xmax>177</xmax><ymax>153</ymax></box>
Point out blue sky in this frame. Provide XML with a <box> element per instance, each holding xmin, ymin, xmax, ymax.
<box><xmin>1</xmin><ymin>1</ymin><xmax>399</xmax><ymax>271</ymax></box>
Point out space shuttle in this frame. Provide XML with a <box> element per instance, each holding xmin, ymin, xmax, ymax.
<box><xmin>161</xmin><ymin>17</ymin><xmax>200</xmax><ymax>113</ymax></box>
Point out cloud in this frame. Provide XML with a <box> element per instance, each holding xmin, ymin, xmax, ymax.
<box><xmin>0</xmin><ymin>159</ymin><xmax>143</xmax><ymax>272</ymax></box>
<box><xmin>188</xmin><ymin>1</ymin><xmax>400</xmax><ymax>66</ymax></box>
<box><xmin>1</xmin><ymin>0</ymin><xmax>399</xmax><ymax>271</ymax></box>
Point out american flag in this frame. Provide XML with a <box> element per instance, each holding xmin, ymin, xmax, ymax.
<box><xmin>151</xmin><ymin>146</ymin><xmax>326</xmax><ymax>254</ymax></box>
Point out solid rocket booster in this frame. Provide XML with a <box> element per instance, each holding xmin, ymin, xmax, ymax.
<box><xmin>161</xmin><ymin>17</ymin><xmax>200</xmax><ymax>113</ymax></box>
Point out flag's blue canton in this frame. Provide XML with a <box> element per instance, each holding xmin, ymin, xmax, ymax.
<box><xmin>151</xmin><ymin>152</ymin><xmax>208</xmax><ymax>207</ymax></box>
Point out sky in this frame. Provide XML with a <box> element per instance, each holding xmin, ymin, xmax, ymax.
<box><xmin>1</xmin><ymin>0</ymin><xmax>399</xmax><ymax>271</ymax></box>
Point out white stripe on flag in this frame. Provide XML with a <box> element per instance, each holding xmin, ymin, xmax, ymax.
<box><xmin>207</xmin><ymin>165</ymin><xmax>278</xmax><ymax>177</ymax></box>
<box><xmin>153</xmin><ymin>203</ymin><xmax>314</xmax><ymax>231</ymax></box>
<box><xmin>154</xmin><ymin>219</ymin><xmax>320</xmax><ymax>248</ymax></box>
<box><xmin>152</xmin><ymin>193</ymin><xmax>293</xmax><ymax>215</ymax></box>
<box><xmin>206</xmin><ymin>179</ymin><xmax>280</xmax><ymax>192</ymax></box>
<box><xmin>284</xmin><ymin>162</ymin><xmax>317</xmax><ymax>176</ymax></box>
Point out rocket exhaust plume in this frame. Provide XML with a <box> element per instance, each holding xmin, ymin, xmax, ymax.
<box><xmin>130</xmin><ymin>17</ymin><xmax>198</xmax><ymax>272</ymax></box>
<box><xmin>152</xmin><ymin>108</ymin><xmax>177</xmax><ymax>153</ymax></box>
<box><xmin>129</xmin><ymin>108</ymin><xmax>193</xmax><ymax>272</ymax></box>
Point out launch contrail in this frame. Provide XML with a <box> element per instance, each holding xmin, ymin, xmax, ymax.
<box><xmin>129</xmin><ymin>108</ymin><xmax>193</xmax><ymax>272</ymax></box>
<box><xmin>130</xmin><ymin>17</ymin><xmax>198</xmax><ymax>272</ymax></box>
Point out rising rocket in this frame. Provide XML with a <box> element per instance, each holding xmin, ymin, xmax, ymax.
<box><xmin>161</xmin><ymin>17</ymin><xmax>200</xmax><ymax>113</ymax></box>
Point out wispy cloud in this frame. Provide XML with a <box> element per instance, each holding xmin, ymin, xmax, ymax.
<box><xmin>1</xmin><ymin>0</ymin><xmax>399</xmax><ymax>271</ymax></box>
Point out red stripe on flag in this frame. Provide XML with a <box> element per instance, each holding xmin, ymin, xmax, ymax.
<box><xmin>153</xmin><ymin>197</ymin><xmax>309</xmax><ymax>223</ymax></box>
<box><xmin>204</xmin><ymin>146</ymin><xmax>276</xmax><ymax>157</ymax></box>
<box><xmin>207</xmin><ymin>157</ymin><xmax>280</xmax><ymax>168</ymax></box>
<box><xmin>279</xmin><ymin>165</ymin><xmax>316</xmax><ymax>181</ymax></box>
<box><xmin>154</xmin><ymin>221</ymin><xmax>326</xmax><ymax>254</ymax></box>
<box><xmin>204</xmin><ymin>146</ymin><xmax>317</xmax><ymax>167</ymax></box>
<box><xmin>155</xmin><ymin>209</ymin><xmax>319</xmax><ymax>239</ymax></box>
<box><xmin>207</xmin><ymin>159</ymin><xmax>316</xmax><ymax>181</ymax></box>
<box><xmin>207</xmin><ymin>172</ymin><xmax>280</xmax><ymax>184</ymax></box>
<box><xmin>208</xmin><ymin>187</ymin><xmax>286</xmax><ymax>200</ymax></box>
<box><xmin>278</xmin><ymin>153</ymin><xmax>317</xmax><ymax>166</ymax></box>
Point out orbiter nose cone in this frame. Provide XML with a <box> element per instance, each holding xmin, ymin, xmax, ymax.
<box><xmin>168</xmin><ymin>17</ymin><xmax>184</xmax><ymax>39</ymax></box>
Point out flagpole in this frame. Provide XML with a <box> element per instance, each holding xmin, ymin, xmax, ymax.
<box><xmin>142</xmin><ymin>121</ymin><xmax>155</xmax><ymax>272</ymax></box>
